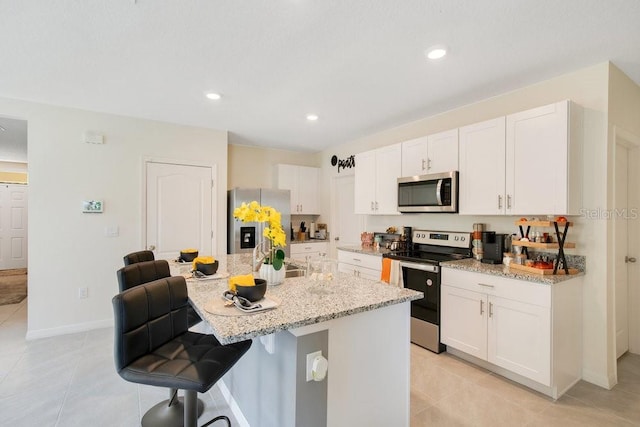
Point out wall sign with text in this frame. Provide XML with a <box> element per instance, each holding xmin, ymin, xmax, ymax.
<box><xmin>330</xmin><ymin>155</ymin><xmax>355</xmax><ymax>173</ymax></box>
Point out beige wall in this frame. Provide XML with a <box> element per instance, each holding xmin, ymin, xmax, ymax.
<box><xmin>0</xmin><ymin>96</ymin><xmax>228</xmax><ymax>338</ymax></box>
<box><xmin>320</xmin><ymin>62</ymin><xmax>619</xmax><ymax>388</ymax></box>
<box><xmin>228</xmin><ymin>144</ymin><xmax>322</xmax><ymax>189</ymax></box>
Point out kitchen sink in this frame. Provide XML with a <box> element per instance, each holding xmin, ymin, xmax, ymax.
<box><xmin>284</xmin><ymin>263</ymin><xmax>306</xmax><ymax>278</ymax></box>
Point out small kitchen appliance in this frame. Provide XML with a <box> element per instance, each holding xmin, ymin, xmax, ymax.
<box><xmin>384</xmin><ymin>229</ymin><xmax>471</xmax><ymax>353</ymax></box>
<box><xmin>481</xmin><ymin>232</ymin><xmax>506</xmax><ymax>264</ymax></box>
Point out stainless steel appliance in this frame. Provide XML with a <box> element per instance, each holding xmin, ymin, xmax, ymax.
<box><xmin>384</xmin><ymin>229</ymin><xmax>471</xmax><ymax>353</ymax></box>
<box><xmin>227</xmin><ymin>188</ymin><xmax>291</xmax><ymax>257</ymax></box>
<box><xmin>397</xmin><ymin>171</ymin><xmax>458</xmax><ymax>213</ymax></box>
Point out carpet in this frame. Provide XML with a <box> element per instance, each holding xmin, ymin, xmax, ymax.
<box><xmin>0</xmin><ymin>268</ymin><xmax>27</xmax><ymax>306</ymax></box>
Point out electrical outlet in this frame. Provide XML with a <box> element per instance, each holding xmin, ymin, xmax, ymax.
<box><xmin>78</xmin><ymin>287</ymin><xmax>88</xmax><ymax>299</ymax></box>
<box><xmin>306</xmin><ymin>351</ymin><xmax>322</xmax><ymax>382</ymax></box>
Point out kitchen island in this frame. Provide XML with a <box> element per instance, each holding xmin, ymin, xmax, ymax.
<box><xmin>184</xmin><ymin>254</ymin><xmax>422</xmax><ymax>427</ymax></box>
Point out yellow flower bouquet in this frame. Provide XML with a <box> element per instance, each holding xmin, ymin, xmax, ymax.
<box><xmin>233</xmin><ymin>201</ymin><xmax>287</xmax><ymax>271</ymax></box>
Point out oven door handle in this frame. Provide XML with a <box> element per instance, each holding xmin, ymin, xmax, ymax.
<box><xmin>436</xmin><ymin>179</ymin><xmax>443</xmax><ymax>206</ymax></box>
<box><xmin>399</xmin><ymin>261</ymin><xmax>439</xmax><ymax>273</ymax></box>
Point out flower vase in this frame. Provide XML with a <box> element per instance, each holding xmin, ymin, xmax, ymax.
<box><xmin>259</xmin><ymin>263</ymin><xmax>285</xmax><ymax>286</ymax></box>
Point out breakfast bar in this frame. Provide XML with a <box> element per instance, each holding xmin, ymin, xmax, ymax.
<box><xmin>181</xmin><ymin>254</ymin><xmax>422</xmax><ymax>427</ymax></box>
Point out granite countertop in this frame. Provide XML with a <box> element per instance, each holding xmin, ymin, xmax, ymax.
<box><xmin>337</xmin><ymin>245</ymin><xmax>391</xmax><ymax>257</ymax></box>
<box><xmin>442</xmin><ymin>258</ymin><xmax>585</xmax><ymax>285</ymax></box>
<box><xmin>186</xmin><ymin>254</ymin><xmax>422</xmax><ymax>344</ymax></box>
<box><xmin>291</xmin><ymin>239</ymin><xmax>329</xmax><ymax>245</ymax></box>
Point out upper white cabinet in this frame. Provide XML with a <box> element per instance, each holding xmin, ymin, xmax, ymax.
<box><xmin>401</xmin><ymin>129</ymin><xmax>459</xmax><ymax>176</ymax></box>
<box><xmin>459</xmin><ymin>100</ymin><xmax>583</xmax><ymax>215</ymax></box>
<box><xmin>506</xmin><ymin>101</ymin><xmax>583</xmax><ymax>215</ymax></box>
<box><xmin>354</xmin><ymin>143</ymin><xmax>402</xmax><ymax>215</ymax></box>
<box><xmin>459</xmin><ymin>117</ymin><xmax>506</xmax><ymax>215</ymax></box>
<box><xmin>276</xmin><ymin>164</ymin><xmax>320</xmax><ymax>214</ymax></box>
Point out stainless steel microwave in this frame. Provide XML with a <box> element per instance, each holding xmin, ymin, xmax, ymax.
<box><xmin>397</xmin><ymin>171</ymin><xmax>458</xmax><ymax>213</ymax></box>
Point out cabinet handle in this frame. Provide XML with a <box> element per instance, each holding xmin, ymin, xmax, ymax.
<box><xmin>477</xmin><ymin>283</ymin><xmax>494</xmax><ymax>288</ymax></box>
<box><xmin>353</xmin><ymin>258</ymin><xmax>361</xmax><ymax>262</ymax></box>
<box><xmin>375</xmin><ymin>201</ymin><xmax>379</xmax><ymax>211</ymax></box>
<box><xmin>421</xmin><ymin>159</ymin><xmax>426</xmax><ymax>171</ymax></box>
<box><xmin>507</xmin><ymin>195</ymin><xmax>512</xmax><ymax>209</ymax></box>
<box><xmin>371</xmin><ymin>201</ymin><xmax>375</xmax><ymax>211</ymax></box>
<box><xmin>300</xmin><ymin>204</ymin><xmax>303</xmax><ymax>212</ymax></box>
<box><xmin>427</xmin><ymin>158</ymin><xmax>432</xmax><ymax>170</ymax></box>
<box><xmin>498</xmin><ymin>195</ymin><xmax>503</xmax><ymax>209</ymax></box>
<box><xmin>489</xmin><ymin>302</ymin><xmax>494</xmax><ymax>318</ymax></box>
<box><xmin>480</xmin><ymin>300</ymin><xmax>484</xmax><ymax>315</ymax></box>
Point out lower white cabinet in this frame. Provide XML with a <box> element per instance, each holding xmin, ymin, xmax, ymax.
<box><xmin>290</xmin><ymin>241</ymin><xmax>328</xmax><ymax>261</ymax></box>
<box><xmin>441</xmin><ymin>267</ymin><xmax>581</xmax><ymax>398</ymax></box>
<box><xmin>337</xmin><ymin>250</ymin><xmax>382</xmax><ymax>281</ymax></box>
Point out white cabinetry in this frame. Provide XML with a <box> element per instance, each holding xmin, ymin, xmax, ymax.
<box><xmin>290</xmin><ymin>241</ymin><xmax>328</xmax><ymax>261</ymax></box>
<box><xmin>337</xmin><ymin>250</ymin><xmax>382</xmax><ymax>281</ymax></box>
<box><xmin>401</xmin><ymin>129</ymin><xmax>458</xmax><ymax>176</ymax></box>
<box><xmin>506</xmin><ymin>101</ymin><xmax>582</xmax><ymax>215</ymax></box>
<box><xmin>276</xmin><ymin>164</ymin><xmax>320</xmax><ymax>214</ymax></box>
<box><xmin>459</xmin><ymin>100</ymin><xmax>582</xmax><ymax>215</ymax></box>
<box><xmin>354</xmin><ymin>143</ymin><xmax>401</xmax><ymax>215</ymax></box>
<box><xmin>459</xmin><ymin>117</ymin><xmax>506</xmax><ymax>215</ymax></box>
<box><xmin>441</xmin><ymin>267</ymin><xmax>582</xmax><ymax>398</ymax></box>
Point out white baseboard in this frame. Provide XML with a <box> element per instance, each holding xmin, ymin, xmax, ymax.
<box><xmin>218</xmin><ymin>379</ymin><xmax>250</xmax><ymax>427</ymax></box>
<box><xmin>25</xmin><ymin>318</ymin><xmax>113</xmax><ymax>340</ymax></box>
<box><xmin>582</xmin><ymin>368</ymin><xmax>616</xmax><ymax>389</ymax></box>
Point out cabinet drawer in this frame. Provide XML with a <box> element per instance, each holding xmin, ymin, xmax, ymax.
<box><xmin>338</xmin><ymin>251</ymin><xmax>382</xmax><ymax>271</ymax></box>
<box><xmin>291</xmin><ymin>242</ymin><xmax>328</xmax><ymax>257</ymax></box>
<box><xmin>442</xmin><ymin>267</ymin><xmax>550</xmax><ymax>308</ymax></box>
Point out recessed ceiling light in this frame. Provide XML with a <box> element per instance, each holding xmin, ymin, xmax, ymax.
<box><xmin>205</xmin><ymin>92</ymin><xmax>221</xmax><ymax>100</ymax></box>
<box><xmin>306</xmin><ymin>114</ymin><xmax>319</xmax><ymax>121</ymax></box>
<box><xmin>425</xmin><ymin>46</ymin><xmax>447</xmax><ymax>60</ymax></box>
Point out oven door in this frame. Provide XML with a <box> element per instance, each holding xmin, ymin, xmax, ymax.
<box><xmin>400</xmin><ymin>261</ymin><xmax>440</xmax><ymax>324</ymax></box>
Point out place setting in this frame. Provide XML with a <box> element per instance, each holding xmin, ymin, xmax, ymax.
<box><xmin>204</xmin><ymin>274</ymin><xmax>280</xmax><ymax>316</ymax></box>
<box><xmin>176</xmin><ymin>251</ymin><xmax>231</xmax><ymax>281</ymax></box>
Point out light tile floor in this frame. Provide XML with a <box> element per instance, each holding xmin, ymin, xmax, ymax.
<box><xmin>2</xmin><ymin>299</ymin><xmax>640</xmax><ymax>426</ymax></box>
<box><xmin>411</xmin><ymin>344</ymin><xmax>640</xmax><ymax>426</ymax></box>
<box><xmin>0</xmin><ymin>299</ymin><xmax>238</xmax><ymax>427</ymax></box>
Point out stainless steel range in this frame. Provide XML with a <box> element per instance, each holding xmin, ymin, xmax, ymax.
<box><xmin>384</xmin><ymin>230</ymin><xmax>471</xmax><ymax>353</ymax></box>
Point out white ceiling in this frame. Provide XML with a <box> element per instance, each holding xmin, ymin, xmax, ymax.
<box><xmin>1</xmin><ymin>1</ymin><xmax>639</xmax><ymax>153</ymax></box>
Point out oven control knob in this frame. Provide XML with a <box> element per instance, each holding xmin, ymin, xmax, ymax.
<box><xmin>454</xmin><ymin>236</ymin><xmax>459</xmax><ymax>241</ymax></box>
<box><xmin>461</xmin><ymin>236</ymin><xmax>466</xmax><ymax>241</ymax></box>
<box><xmin>426</xmin><ymin>279</ymin><xmax>433</xmax><ymax>286</ymax></box>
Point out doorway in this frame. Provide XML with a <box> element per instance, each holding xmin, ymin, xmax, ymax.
<box><xmin>330</xmin><ymin>173</ymin><xmax>364</xmax><ymax>257</ymax></box>
<box><xmin>144</xmin><ymin>161</ymin><xmax>216</xmax><ymax>260</ymax></box>
<box><xmin>614</xmin><ymin>129</ymin><xmax>640</xmax><ymax>363</ymax></box>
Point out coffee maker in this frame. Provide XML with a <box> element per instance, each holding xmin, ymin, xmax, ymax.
<box><xmin>481</xmin><ymin>232</ymin><xmax>506</xmax><ymax>264</ymax></box>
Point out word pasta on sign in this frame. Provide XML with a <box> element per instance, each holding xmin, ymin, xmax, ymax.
<box><xmin>330</xmin><ymin>154</ymin><xmax>355</xmax><ymax>173</ymax></box>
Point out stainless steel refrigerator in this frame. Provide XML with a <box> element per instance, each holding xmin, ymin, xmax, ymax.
<box><xmin>227</xmin><ymin>188</ymin><xmax>291</xmax><ymax>257</ymax></box>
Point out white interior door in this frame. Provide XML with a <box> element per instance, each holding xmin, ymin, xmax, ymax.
<box><xmin>146</xmin><ymin>162</ymin><xmax>213</xmax><ymax>260</ymax></box>
<box><xmin>0</xmin><ymin>184</ymin><xmax>28</xmax><ymax>269</ymax></box>
<box><xmin>615</xmin><ymin>144</ymin><xmax>630</xmax><ymax>358</ymax></box>
<box><xmin>331</xmin><ymin>174</ymin><xmax>363</xmax><ymax>256</ymax></box>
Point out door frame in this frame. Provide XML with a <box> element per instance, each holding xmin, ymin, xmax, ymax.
<box><xmin>613</xmin><ymin>127</ymin><xmax>640</xmax><ymax>361</ymax></box>
<box><xmin>141</xmin><ymin>157</ymin><xmax>218</xmax><ymax>254</ymax></box>
<box><xmin>330</xmin><ymin>169</ymin><xmax>363</xmax><ymax>259</ymax></box>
